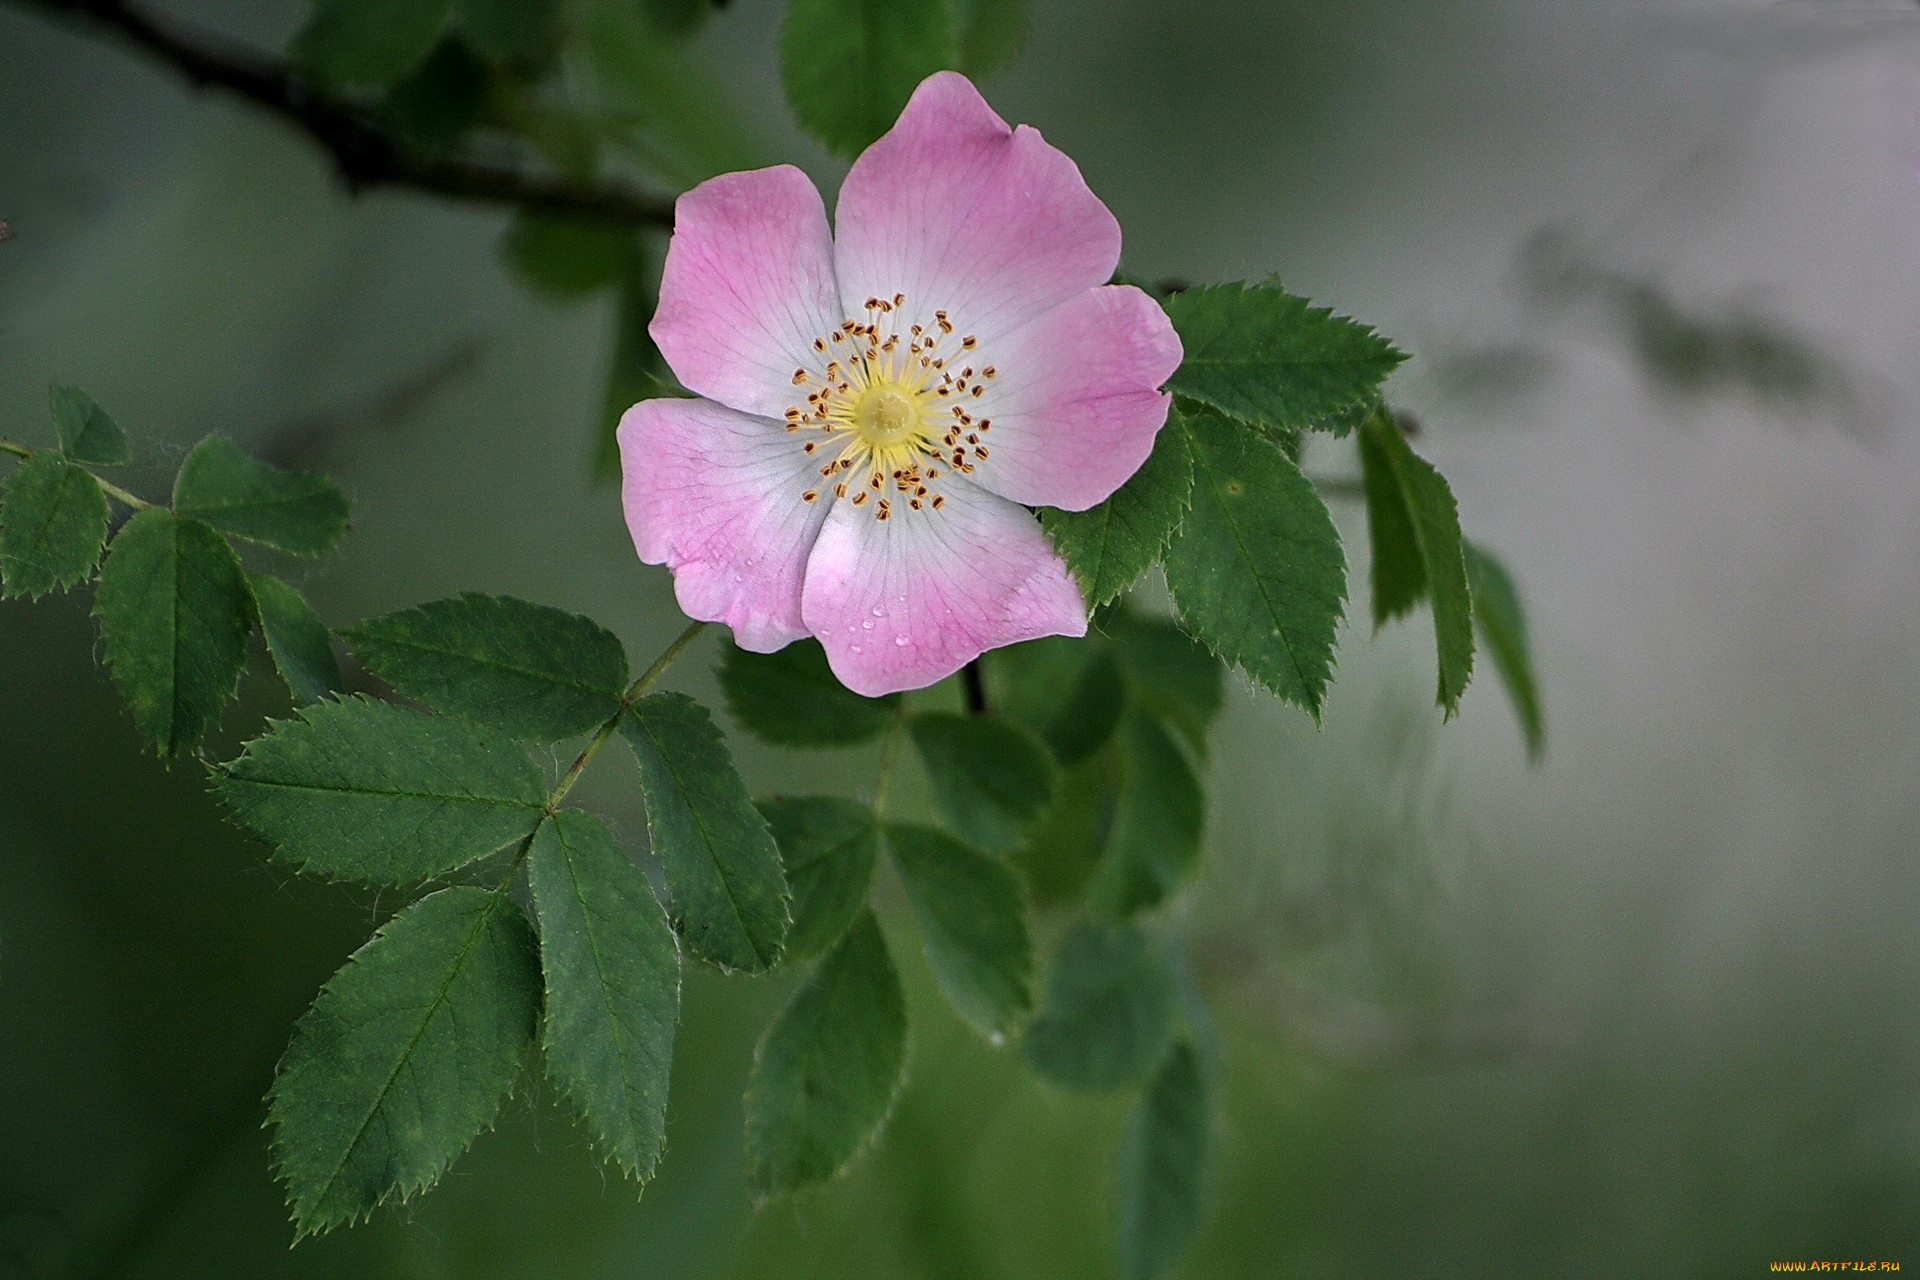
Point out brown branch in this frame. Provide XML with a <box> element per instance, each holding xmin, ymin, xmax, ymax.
<box><xmin>11</xmin><ymin>0</ymin><xmax>677</xmax><ymax>229</ymax></box>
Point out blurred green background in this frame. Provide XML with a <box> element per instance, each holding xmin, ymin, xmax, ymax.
<box><xmin>5</xmin><ymin>0</ymin><xmax>1920</xmax><ymax>1275</ymax></box>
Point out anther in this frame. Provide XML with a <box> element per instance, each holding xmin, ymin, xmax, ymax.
<box><xmin>792</xmin><ymin>369</ymin><xmax>809</xmax><ymax>384</ymax></box>
<box><xmin>851</xmin><ymin>491</ymin><xmax>868</xmax><ymax>506</ymax></box>
<box><xmin>931</xmin><ymin>495</ymin><xmax>946</xmax><ymax>509</ymax></box>
<box><xmin>803</xmin><ymin>490</ymin><xmax>818</xmax><ymax>502</ymax></box>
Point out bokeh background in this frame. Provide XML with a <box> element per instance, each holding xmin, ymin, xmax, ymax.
<box><xmin>5</xmin><ymin>0</ymin><xmax>1920</xmax><ymax>1274</ymax></box>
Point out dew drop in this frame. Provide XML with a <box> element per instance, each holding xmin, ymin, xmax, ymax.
<box><xmin>986</xmin><ymin>1031</ymin><xmax>1006</xmax><ymax>1047</ymax></box>
<box><xmin>894</xmin><ymin>635</ymin><xmax>912</xmax><ymax>648</ymax></box>
<box><xmin>850</xmin><ymin>644</ymin><xmax>864</xmax><ymax>654</ymax></box>
<box><xmin>870</xmin><ymin>605</ymin><xmax>885</xmax><ymax>617</ymax></box>
<box><xmin>861</xmin><ymin>619</ymin><xmax>874</xmax><ymax>631</ymax></box>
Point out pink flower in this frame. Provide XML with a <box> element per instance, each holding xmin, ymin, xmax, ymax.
<box><xmin>618</xmin><ymin>71</ymin><xmax>1181</xmax><ymax>697</ymax></box>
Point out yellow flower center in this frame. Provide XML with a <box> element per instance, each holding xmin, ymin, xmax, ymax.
<box><xmin>784</xmin><ymin>294</ymin><xmax>1000</xmax><ymax>522</ymax></box>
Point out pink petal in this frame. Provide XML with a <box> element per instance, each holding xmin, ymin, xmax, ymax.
<box><xmin>962</xmin><ymin>284</ymin><xmax>1181</xmax><ymax>511</ymax></box>
<box><xmin>650</xmin><ymin>165</ymin><xmax>840</xmax><ymax>421</ymax></box>
<box><xmin>800</xmin><ymin>479</ymin><xmax>1087</xmax><ymax>696</ymax></box>
<box><xmin>619</xmin><ymin>397</ymin><xmax>829</xmax><ymax>652</ymax></box>
<box><xmin>834</xmin><ymin>71</ymin><xmax>1121</xmax><ymax>350</ymax></box>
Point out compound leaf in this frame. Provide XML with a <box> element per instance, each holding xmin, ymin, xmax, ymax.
<box><xmin>172</xmin><ymin>434</ymin><xmax>350</xmax><ymax>557</ymax></box>
<box><xmin>744</xmin><ymin>910</ymin><xmax>907</xmax><ymax>1199</ymax></box>
<box><xmin>93</xmin><ymin>509</ymin><xmax>253</xmax><ymax>755</ymax></box>
<box><xmin>215</xmin><ymin>695</ymin><xmax>547</xmax><ymax>883</ymax></box>
<box><xmin>907</xmin><ymin>712</ymin><xmax>1054</xmax><ymax>853</ymax></box>
<box><xmin>622</xmin><ymin>693</ymin><xmax>790</xmax><ymax>973</ymax></box>
<box><xmin>1164</xmin><ymin>282</ymin><xmax>1404</xmax><ymax>436</ymax></box>
<box><xmin>1041</xmin><ymin>416</ymin><xmax>1193</xmax><ymax>608</ymax></box>
<box><xmin>1</xmin><ymin>452</ymin><xmax>109</xmax><ymax>599</ymax></box>
<box><xmin>1091</xmin><ymin>710</ymin><xmax>1204</xmax><ymax>918</ymax></box>
<box><xmin>250</xmin><ymin>573</ymin><xmax>345</xmax><ymax>705</ymax></box>
<box><xmin>758</xmin><ymin>797</ymin><xmax>880</xmax><ymax>965</ymax></box>
<box><xmin>886</xmin><ymin>822</ymin><xmax>1032</xmax><ymax>1041</ymax></box>
<box><xmin>1023</xmin><ymin>920</ymin><xmax>1177</xmax><ymax>1092</ymax></box>
<box><xmin>49</xmin><ymin>385</ymin><xmax>129</xmax><ymax>465</ymax></box>
<box><xmin>780</xmin><ymin>0</ymin><xmax>955</xmax><ymax>157</ymax></box>
<box><xmin>1116</xmin><ymin>1040</ymin><xmax>1216</xmax><ymax>1280</ymax></box>
<box><xmin>1163</xmin><ymin>410</ymin><xmax>1346</xmax><ymax>716</ymax></box>
<box><xmin>720</xmin><ymin>638</ymin><xmax>900</xmax><ymax>748</ymax></box>
<box><xmin>271</xmin><ymin>886</ymin><xmax>539</xmax><ymax>1237</ymax></box>
<box><xmin>349</xmin><ymin>593</ymin><xmax>629</xmax><ymax>741</ymax></box>
<box><xmin>527</xmin><ymin>809</ymin><xmax>680</xmax><ymax>1182</ymax></box>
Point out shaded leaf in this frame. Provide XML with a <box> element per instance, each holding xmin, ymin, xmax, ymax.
<box><xmin>1106</xmin><ymin>612</ymin><xmax>1223</xmax><ymax>756</ymax></box>
<box><xmin>291</xmin><ymin>0</ymin><xmax>456</xmax><ymax>88</ymax></box>
<box><xmin>172</xmin><ymin>434</ymin><xmax>350</xmax><ymax>556</ymax></box>
<box><xmin>1091</xmin><ymin>710</ymin><xmax>1204</xmax><ymax>918</ymax></box>
<box><xmin>987</xmin><ymin>635</ymin><xmax>1123</xmax><ymax>767</ymax></box>
<box><xmin>502</xmin><ymin>213</ymin><xmax>639</xmax><ymax>302</ymax></box>
<box><xmin>744</xmin><ymin>910</ymin><xmax>907</xmax><ymax>1199</ymax></box>
<box><xmin>1023</xmin><ymin>920</ymin><xmax>1177</xmax><ymax>1092</ymax></box>
<box><xmin>1116</xmin><ymin>1040</ymin><xmax>1215</xmax><ymax>1280</ymax></box>
<box><xmin>885</xmin><ymin>823</ymin><xmax>1032</xmax><ymax>1041</ymax></box>
<box><xmin>1011</xmin><ymin>750</ymin><xmax>1115</xmax><ymax>907</ymax></box>
<box><xmin>1164</xmin><ymin>282</ymin><xmax>1404</xmax><ymax>436</ymax></box>
<box><xmin>458</xmin><ymin>0</ymin><xmax>559</xmax><ymax>62</ymax></box>
<box><xmin>250</xmin><ymin>573</ymin><xmax>345</xmax><ymax>705</ymax></box>
<box><xmin>720</xmin><ymin>638</ymin><xmax>900</xmax><ymax>748</ymax></box>
<box><xmin>1163</xmin><ymin>410</ymin><xmax>1346</xmax><ymax>716</ymax></box>
<box><xmin>527</xmin><ymin>809</ymin><xmax>680</xmax><ymax>1182</ymax></box>
<box><xmin>49</xmin><ymin>385</ymin><xmax>129</xmax><ymax>465</ymax></box>
<box><xmin>955</xmin><ymin>0</ymin><xmax>1027</xmax><ymax>77</ymax></box>
<box><xmin>622</xmin><ymin>694</ymin><xmax>790</xmax><ymax>972</ymax></box>
<box><xmin>215</xmin><ymin>695</ymin><xmax>546</xmax><ymax>883</ymax></box>
<box><xmin>271</xmin><ymin>886</ymin><xmax>539</xmax><ymax>1237</ymax></box>
<box><xmin>779</xmin><ymin>0</ymin><xmax>955</xmax><ymax>157</ymax></box>
<box><xmin>907</xmin><ymin>712</ymin><xmax>1054</xmax><ymax>853</ymax></box>
<box><xmin>1041</xmin><ymin>414</ymin><xmax>1193</xmax><ymax>608</ymax></box>
<box><xmin>596</xmin><ymin>251</ymin><xmax>673</xmax><ymax>480</ymax></box>
<box><xmin>348</xmin><ymin>593</ymin><xmax>629</xmax><ymax>741</ymax></box>
<box><xmin>1</xmin><ymin>453</ymin><xmax>108</xmax><ymax>599</ymax></box>
<box><xmin>379</xmin><ymin>40</ymin><xmax>488</xmax><ymax>155</ymax></box>
<box><xmin>1465</xmin><ymin>540</ymin><xmax>1545</xmax><ymax>761</ymax></box>
<box><xmin>758</xmin><ymin>796</ymin><xmax>879</xmax><ymax>965</ymax></box>
<box><xmin>93</xmin><ymin>509</ymin><xmax>253</xmax><ymax>755</ymax></box>
<box><xmin>1358</xmin><ymin>408</ymin><xmax>1474</xmax><ymax>714</ymax></box>
<box><xmin>639</xmin><ymin>0</ymin><xmax>714</xmax><ymax>35</ymax></box>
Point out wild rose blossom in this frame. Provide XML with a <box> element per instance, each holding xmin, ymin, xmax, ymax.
<box><xmin>619</xmin><ymin>71</ymin><xmax>1181</xmax><ymax>696</ymax></box>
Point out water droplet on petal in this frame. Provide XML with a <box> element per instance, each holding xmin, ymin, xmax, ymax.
<box><xmin>850</xmin><ymin>644</ymin><xmax>863</xmax><ymax>654</ymax></box>
<box><xmin>870</xmin><ymin>606</ymin><xmax>885</xmax><ymax>617</ymax></box>
<box><xmin>894</xmin><ymin>635</ymin><xmax>912</xmax><ymax>647</ymax></box>
<box><xmin>861</xmin><ymin>619</ymin><xmax>874</xmax><ymax>631</ymax></box>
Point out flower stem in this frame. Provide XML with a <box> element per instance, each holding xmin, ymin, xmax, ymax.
<box><xmin>0</xmin><ymin>436</ymin><xmax>155</xmax><ymax>510</ymax></box>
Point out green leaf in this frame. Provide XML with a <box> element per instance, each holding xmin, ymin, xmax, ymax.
<box><xmin>291</xmin><ymin>0</ymin><xmax>456</xmax><ymax>88</ymax></box>
<box><xmin>1041</xmin><ymin>415</ymin><xmax>1193</xmax><ymax>608</ymax></box>
<box><xmin>744</xmin><ymin>909</ymin><xmax>907</xmax><ymax>1199</ymax></box>
<box><xmin>215</xmin><ymin>695</ymin><xmax>547</xmax><ymax>883</ymax></box>
<box><xmin>1358</xmin><ymin>409</ymin><xmax>1474</xmax><ymax>715</ymax></box>
<box><xmin>758</xmin><ymin>797</ymin><xmax>879</xmax><ymax>965</ymax></box>
<box><xmin>1023</xmin><ymin>920</ymin><xmax>1177</xmax><ymax>1092</ymax></box>
<box><xmin>1465</xmin><ymin>540</ymin><xmax>1545</xmax><ymax>761</ymax></box>
<box><xmin>1106</xmin><ymin>613</ymin><xmax>1223</xmax><ymax>757</ymax></box>
<box><xmin>271</xmin><ymin>886</ymin><xmax>540</xmax><ymax>1237</ymax></box>
<box><xmin>0</xmin><ymin>453</ymin><xmax>108</xmax><ymax>599</ymax></box>
<box><xmin>48</xmin><ymin>385</ymin><xmax>129</xmax><ymax>465</ymax></box>
<box><xmin>954</xmin><ymin>0</ymin><xmax>1027</xmax><ymax>77</ymax></box>
<box><xmin>379</xmin><ymin>39</ymin><xmax>488</xmax><ymax>156</ymax></box>
<box><xmin>1163</xmin><ymin>282</ymin><xmax>1404</xmax><ymax>436</ymax></box>
<box><xmin>1116</xmin><ymin>1040</ymin><xmax>1215</xmax><ymax>1280</ymax></box>
<box><xmin>779</xmin><ymin>0</ymin><xmax>956</xmax><ymax>158</ymax></box>
<box><xmin>172</xmin><ymin>434</ymin><xmax>350</xmax><ymax>557</ymax></box>
<box><xmin>719</xmin><ymin>638</ymin><xmax>900</xmax><ymax>749</ymax></box>
<box><xmin>348</xmin><ymin>593</ymin><xmax>629</xmax><ymax>741</ymax></box>
<box><xmin>622</xmin><ymin>694</ymin><xmax>790</xmax><ymax>973</ymax></box>
<box><xmin>249</xmin><ymin>573</ymin><xmax>345</xmax><ymax>705</ymax></box>
<box><xmin>989</xmin><ymin>636</ymin><xmax>1124</xmax><ymax>767</ymax></box>
<box><xmin>638</xmin><ymin>0</ymin><xmax>713</xmax><ymax>36</ymax></box>
<box><xmin>527</xmin><ymin>809</ymin><xmax>680</xmax><ymax>1182</ymax></box>
<box><xmin>1091</xmin><ymin>710</ymin><xmax>1204</xmax><ymax>918</ymax></box>
<box><xmin>457</xmin><ymin>0</ymin><xmax>559</xmax><ymax>62</ymax></box>
<box><xmin>93</xmin><ymin>509</ymin><xmax>253</xmax><ymax>755</ymax></box>
<box><xmin>501</xmin><ymin>213</ymin><xmax>639</xmax><ymax>302</ymax></box>
<box><xmin>885</xmin><ymin>823</ymin><xmax>1032</xmax><ymax>1041</ymax></box>
<box><xmin>1164</xmin><ymin>410</ymin><xmax>1347</xmax><ymax>716</ymax></box>
<box><xmin>907</xmin><ymin>712</ymin><xmax>1054</xmax><ymax>853</ymax></box>
<box><xmin>1011</xmin><ymin>751</ymin><xmax>1114</xmax><ymax>907</ymax></box>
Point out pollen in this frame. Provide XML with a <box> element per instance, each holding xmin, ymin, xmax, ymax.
<box><xmin>779</xmin><ymin>293</ymin><xmax>1002</xmax><ymax>522</ymax></box>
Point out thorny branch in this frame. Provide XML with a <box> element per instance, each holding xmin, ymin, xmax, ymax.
<box><xmin>9</xmin><ymin>0</ymin><xmax>677</xmax><ymax>229</ymax></box>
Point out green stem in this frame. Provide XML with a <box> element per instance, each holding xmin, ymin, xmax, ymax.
<box><xmin>0</xmin><ymin>436</ymin><xmax>155</xmax><ymax>510</ymax></box>
<box><xmin>543</xmin><ymin>619</ymin><xmax>708</xmax><ymax>814</ymax></box>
